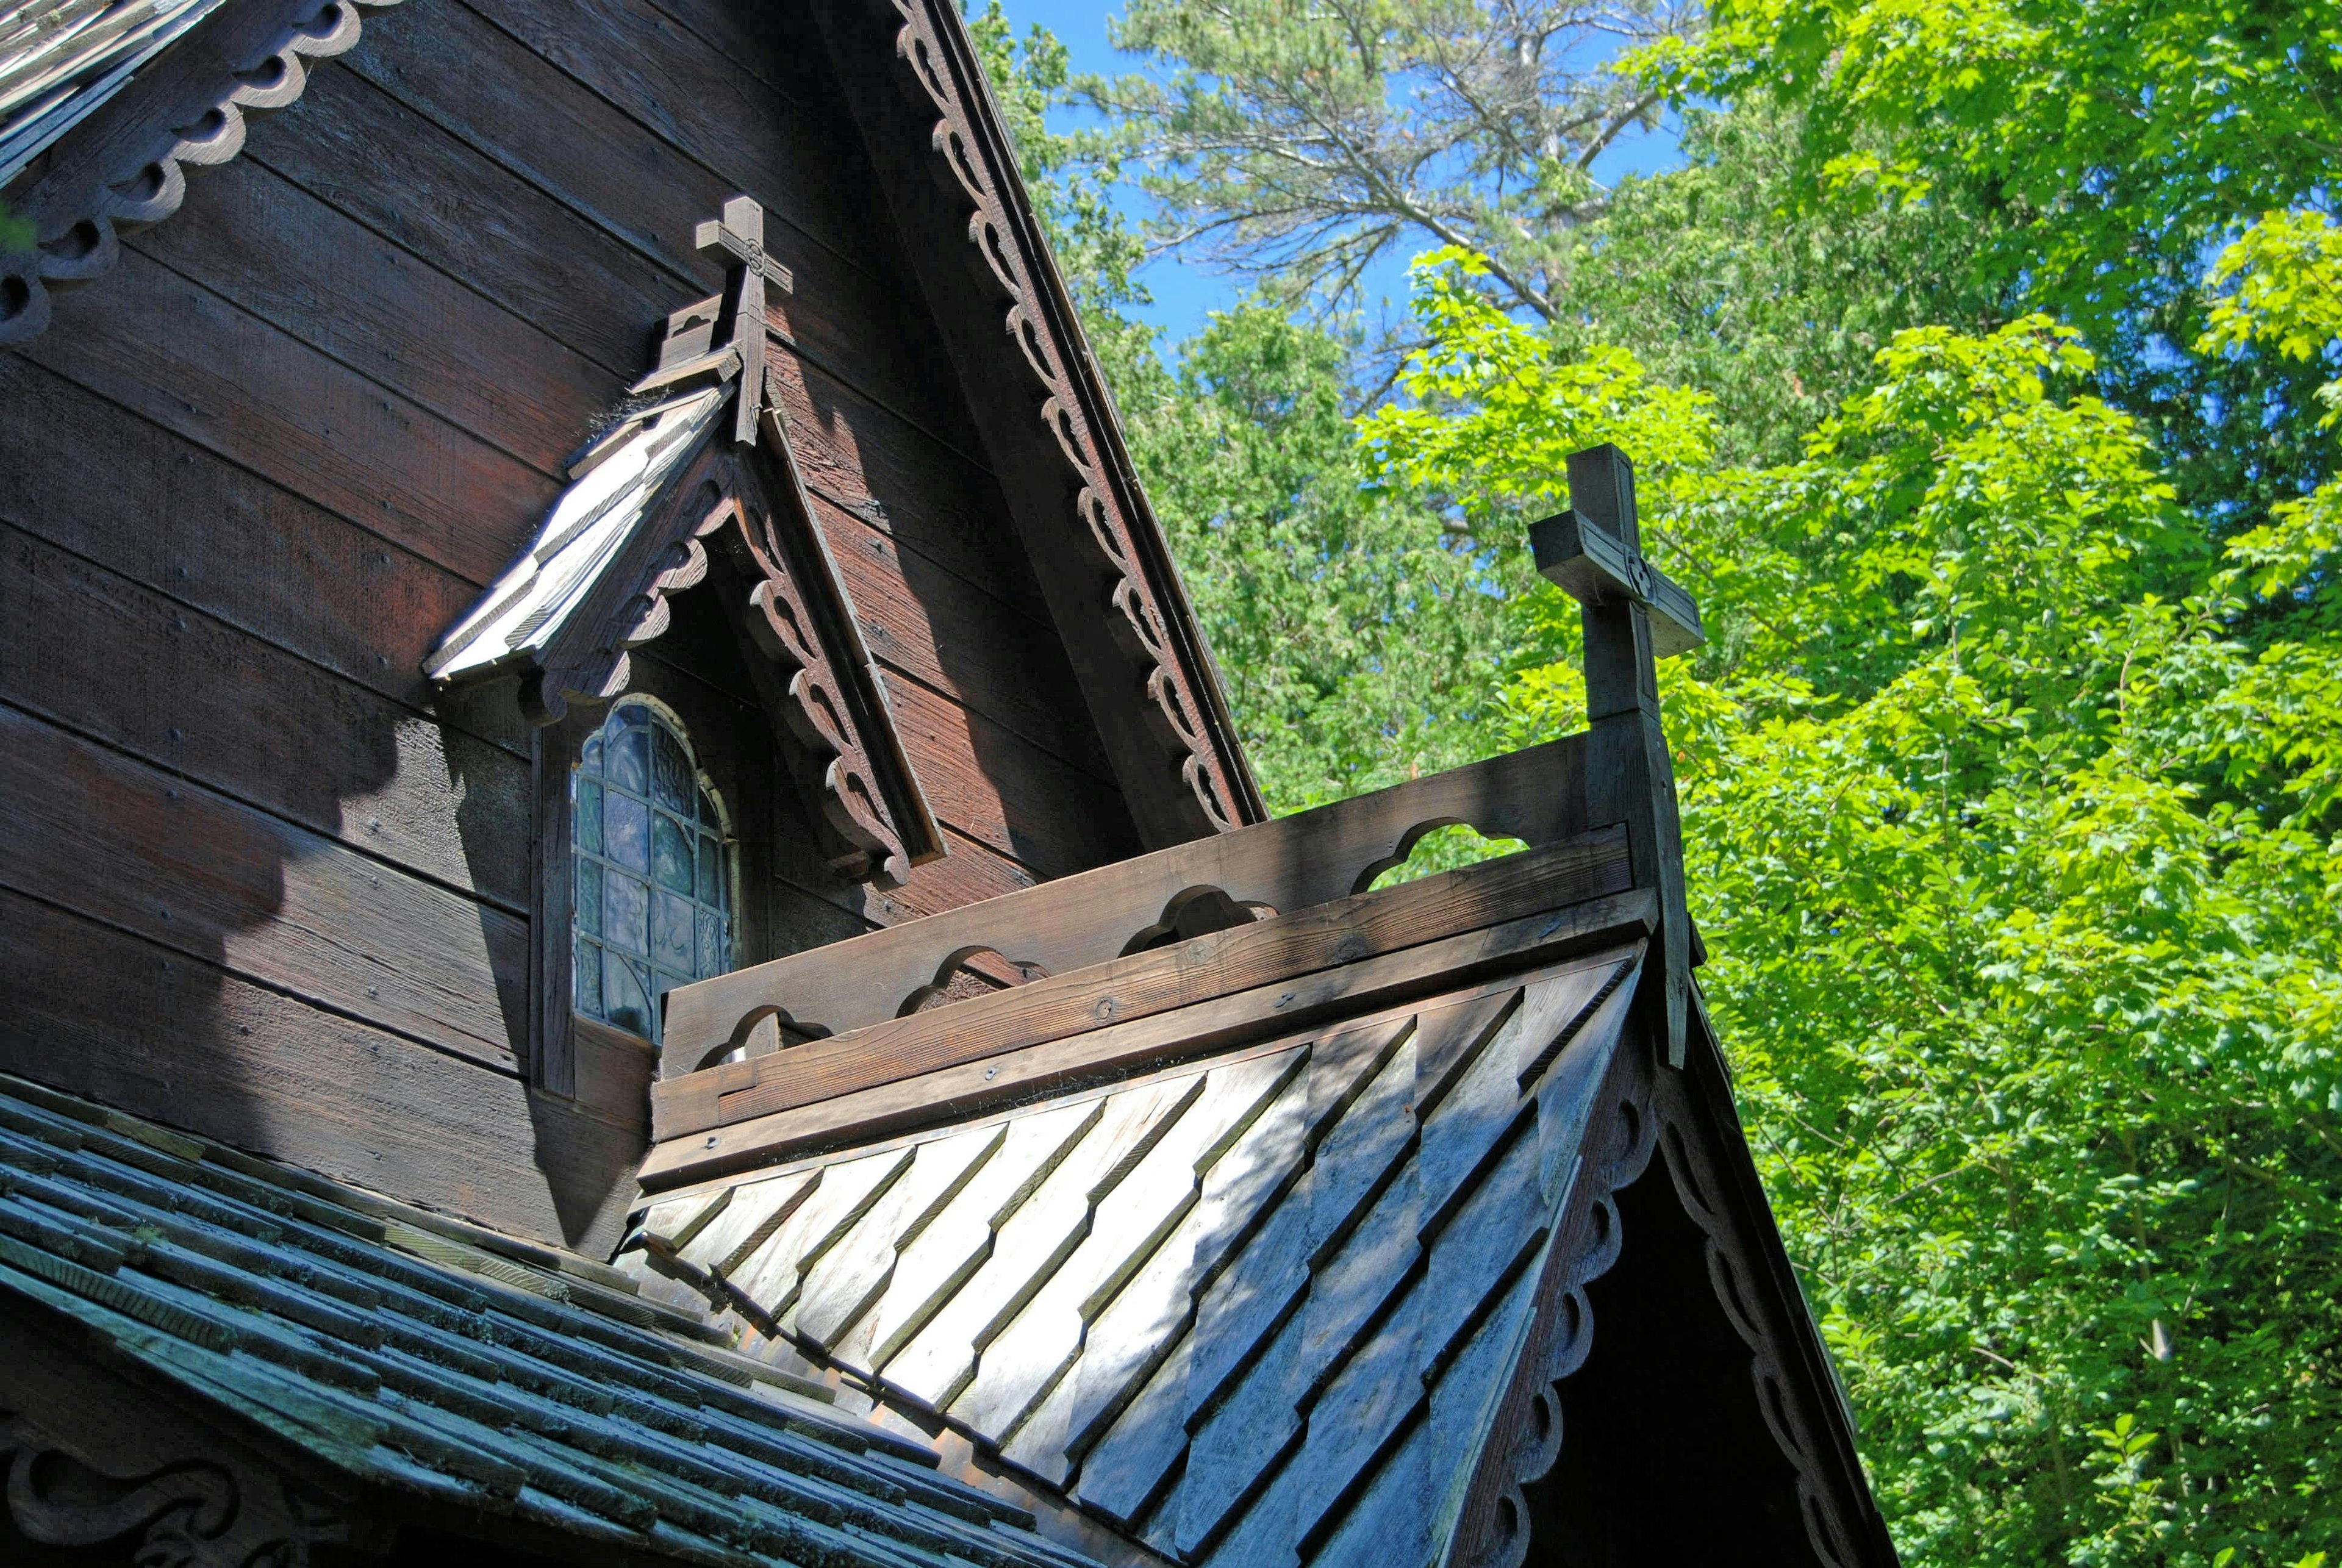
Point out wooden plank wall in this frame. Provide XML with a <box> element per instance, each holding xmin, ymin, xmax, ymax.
<box><xmin>0</xmin><ymin>0</ymin><xmax>1141</xmax><ymax>1252</ymax></box>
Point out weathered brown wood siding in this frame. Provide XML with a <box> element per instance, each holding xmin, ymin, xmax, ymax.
<box><xmin>0</xmin><ymin>0</ymin><xmax>1139</xmax><ymax>1251</ymax></box>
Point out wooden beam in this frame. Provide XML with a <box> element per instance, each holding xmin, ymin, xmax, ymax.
<box><xmin>1536</xmin><ymin>446</ymin><xmax>1697</xmax><ymax>1066</ymax></box>
<box><xmin>658</xmin><ymin>732</ymin><xmax>1595</xmax><ymax>1070</ymax></box>
<box><xmin>638</xmin><ymin>893</ymin><xmax>1656</xmax><ymax>1189</ymax></box>
<box><xmin>651</xmin><ymin>826</ymin><xmax>1631</xmax><ymax>1143</ymax></box>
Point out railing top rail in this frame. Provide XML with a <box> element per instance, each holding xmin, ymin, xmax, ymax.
<box><xmin>657</xmin><ymin>732</ymin><xmax>1594</xmax><ymax>1078</ymax></box>
<box><xmin>641</xmin><ymin>831</ymin><xmax>1646</xmax><ymax>1189</ymax></box>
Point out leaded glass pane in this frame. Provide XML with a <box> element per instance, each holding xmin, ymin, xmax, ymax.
<box><xmin>570</xmin><ymin>701</ymin><xmax>733</xmax><ymax>1045</ymax></box>
<box><xmin>574</xmin><ymin>937</ymin><xmax>602</xmax><ymax>1014</ymax></box>
<box><xmin>697</xmin><ymin>834</ymin><xmax>722</xmax><ymax>905</ymax></box>
<box><xmin>603</xmin><ymin>954</ymin><xmax>652</xmax><ymax>1037</ymax></box>
<box><xmin>609</xmin><ymin>723</ymin><xmax>648</xmax><ymax>793</ymax></box>
<box><xmin>575</xmin><ymin>858</ymin><xmax>601</xmax><ymax>936</ymax></box>
<box><xmin>605</xmin><ymin>792</ymin><xmax>649</xmax><ymax>873</ymax></box>
<box><xmin>697</xmin><ymin>908</ymin><xmax>723</xmax><ymax>976</ymax></box>
<box><xmin>653</xmin><ymin>729</ymin><xmax>692</xmax><ymax>814</ymax></box>
<box><xmin>577</xmin><ymin>778</ymin><xmax>603</xmax><ymax>856</ymax></box>
<box><xmin>650</xmin><ymin>890</ymin><xmax>694</xmax><ymax>972</ymax></box>
<box><xmin>652</xmin><ymin>814</ymin><xmax>693</xmax><ymax>893</ymax></box>
<box><xmin>604</xmin><ymin>865</ymin><xmax>648</xmax><ymax>956</ymax></box>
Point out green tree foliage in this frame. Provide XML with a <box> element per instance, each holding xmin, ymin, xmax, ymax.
<box><xmin>965</xmin><ymin>0</ymin><xmax>1159</xmax><ymax>386</ymax></box>
<box><xmin>1119</xmin><ymin>306</ymin><xmax>1518</xmax><ymax>805</ymax></box>
<box><xmin>2198</xmin><ymin>210</ymin><xmax>2342</xmax><ymax>636</ymax></box>
<box><xmin>1650</xmin><ymin>0</ymin><xmax>2342</xmax><ymax>540</ymax></box>
<box><xmin>1542</xmin><ymin>96</ymin><xmax>2017</xmax><ymax>467</ymax></box>
<box><xmin>973</xmin><ymin>5</ymin><xmax>2342</xmax><ymax>1558</ymax></box>
<box><xmin>1077</xmin><ymin>0</ymin><xmax>1694</xmax><ymax>320</ymax></box>
<box><xmin>1470</xmin><ymin>313</ymin><xmax>2342</xmax><ymax>1566</ymax></box>
<box><xmin>972</xmin><ymin>4</ymin><xmax>1516</xmax><ymax>807</ymax></box>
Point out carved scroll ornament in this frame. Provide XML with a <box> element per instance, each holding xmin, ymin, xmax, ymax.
<box><xmin>878</xmin><ymin>0</ymin><xmax>1256</xmax><ymax>836</ymax></box>
<box><xmin>0</xmin><ymin>0</ymin><xmax>405</xmax><ymax>344</ymax></box>
<box><xmin>1</xmin><ymin>1410</ymin><xmax>351</xmax><ymax>1567</ymax></box>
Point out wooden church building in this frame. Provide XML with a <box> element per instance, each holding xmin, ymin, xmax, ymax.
<box><xmin>0</xmin><ymin>1</ymin><xmax>1899</xmax><ymax>1564</ymax></box>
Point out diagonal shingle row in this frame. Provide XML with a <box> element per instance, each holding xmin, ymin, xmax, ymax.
<box><xmin>0</xmin><ymin>1072</ymin><xmax>1107</xmax><ymax>1568</ymax></box>
<box><xmin>631</xmin><ymin>943</ymin><xmax>1646</xmax><ymax>1568</ymax></box>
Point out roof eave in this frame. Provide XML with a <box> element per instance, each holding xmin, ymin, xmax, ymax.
<box><xmin>803</xmin><ymin>0</ymin><xmax>1266</xmax><ymax>847</ymax></box>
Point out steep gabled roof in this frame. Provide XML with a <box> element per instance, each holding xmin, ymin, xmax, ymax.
<box><xmin>426</xmin><ymin>257</ymin><xmax>951</xmax><ymax>893</ymax></box>
<box><xmin>0</xmin><ymin>1070</ymin><xmax>1108</xmax><ymax>1568</ymax></box>
<box><xmin>1</xmin><ymin>0</ymin><xmax>1264</xmax><ymax>847</ymax></box>
<box><xmin>629</xmin><ymin>947</ymin><xmax>1649</xmax><ymax>1568</ymax></box>
<box><xmin>620</xmin><ymin>744</ymin><xmax>1900</xmax><ymax>1568</ymax></box>
<box><xmin>628</xmin><ymin>929</ymin><xmax>1895</xmax><ymax>1568</ymax></box>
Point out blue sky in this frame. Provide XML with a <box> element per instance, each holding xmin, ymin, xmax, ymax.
<box><xmin>992</xmin><ymin>0</ymin><xmax>1687</xmax><ymax>346</ymax></box>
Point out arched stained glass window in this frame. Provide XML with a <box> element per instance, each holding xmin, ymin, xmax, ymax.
<box><xmin>572</xmin><ymin>701</ymin><xmax>732</xmax><ymax>1042</ymax></box>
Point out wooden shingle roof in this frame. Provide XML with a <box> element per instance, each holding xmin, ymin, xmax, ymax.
<box><xmin>626</xmin><ymin>731</ymin><xmax>1901</xmax><ymax>1568</ymax></box>
<box><xmin>628</xmin><ymin>947</ymin><xmax>1647</xmax><ymax>1568</ymax></box>
<box><xmin>0</xmin><ymin>1070</ymin><xmax>1110</xmax><ymax>1568</ymax></box>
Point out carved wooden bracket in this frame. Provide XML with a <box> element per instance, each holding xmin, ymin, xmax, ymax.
<box><xmin>428</xmin><ymin>199</ymin><xmax>942</xmax><ymax>887</ymax></box>
<box><xmin>0</xmin><ymin>1409</ymin><xmax>356</xmax><ymax>1567</ymax></box>
<box><xmin>1445</xmin><ymin>1000</ymin><xmax>1889</xmax><ymax>1568</ymax></box>
<box><xmin>0</xmin><ymin>0</ymin><xmax>407</xmax><ymax>344</ymax></box>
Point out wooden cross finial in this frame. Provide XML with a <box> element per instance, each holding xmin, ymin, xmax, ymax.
<box><xmin>1531</xmin><ymin>445</ymin><xmax>1704</xmax><ymax>676</ymax></box>
<box><xmin>1531</xmin><ymin>444</ymin><xmax>1702</xmax><ymax>1066</ymax></box>
<box><xmin>696</xmin><ymin>195</ymin><xmax>795</xmax><ymax>448</ymax></box>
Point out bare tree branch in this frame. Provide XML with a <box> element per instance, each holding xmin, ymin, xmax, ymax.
<box><xmin>1079</xmin><ymin>0</ymin><xmax>1702</xmax><ymax>322</ymax></box>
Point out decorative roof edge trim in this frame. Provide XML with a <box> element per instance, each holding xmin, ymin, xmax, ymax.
<box><xmin>0</xmin><ymin>0</ymin><xmax>403</xmax><ymax>345</ymax></box>
<box><xmin>429</xmin><ymin>264</ymin><xmax>948</xmax><ymax>890</ymax></box>
<box><xmin>1444</xmin><ymin>979</ymin><xmax>1898</xmax><ymax>1568</ymax></box>
<box><xmin>867</xmin><ymin>0</ymin><xmax>1266</xmax><ymax>839</ymax></box>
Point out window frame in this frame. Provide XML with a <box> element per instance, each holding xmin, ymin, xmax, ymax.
<box><xmin>568</xmin><ymin>696</ymin><xmax>737</xmax><ymax>1044</ymax></box>
<box><xmin>530</xmin><ymin>648</ymin><xmax>778</xmax><ymax>1099</ymax></box>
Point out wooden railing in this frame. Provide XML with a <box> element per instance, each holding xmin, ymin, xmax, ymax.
<box><xmin>639</xmin><ymin>733</ymin><xmax>1674</xmax><ymax>1187</ymax></box>
<box><xmin>659</xmin><ymin>733</ymin><xmax>1595</xmax><ymax>1074</ymax></box>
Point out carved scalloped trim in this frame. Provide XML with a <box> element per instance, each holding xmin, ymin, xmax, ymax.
<box><xmin>722</xmin><ymin>482</ymin><xmax>922</xmax><ymax>887</ymax></box>
<box><xmin>1652</xmin><ymin>1090</ymin><xmax>1864</xmax><ymax>1568</ymax></box>
<box><xmin>530</xmin><ymin>448</ymin><xmax>927</xmax><ymax>890</ymax></box>
<box><xmin>520</xmin><ymin>460</ymin><xmax>723</xmax><ymax>728</ymax></box>
<box><xmin>882</xmin><ymin>0</ymin><xmax>1249</xmax><ymax>836</ymax></box>
<box><xmin>1454</xmin><ymin>1022</ymin><xmax>1873</xmax><ymax>1568</ymax></box>
<box><xmin>0</xmin><ymin>0</ymin><xmax>404</xmax><ymax>345</ymax></box>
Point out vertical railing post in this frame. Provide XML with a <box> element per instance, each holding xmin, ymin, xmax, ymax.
<box><xmin>1531</xmin><ymin>444</ymin><xmax>1703</xmax><ymax>1065</ymax></box>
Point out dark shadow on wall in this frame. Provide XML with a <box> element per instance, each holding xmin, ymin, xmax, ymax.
<box><xmin>0</xmin><ymin>298</ymin><xmax>642</xmax><ymax>1257</ymax></box>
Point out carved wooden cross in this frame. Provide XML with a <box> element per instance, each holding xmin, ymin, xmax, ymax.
<box><xmin>1531</xmin><ymin>444</ymin><xmax>1703</xmax><ymax>1067</ymax></box>
<box><xmin>697</xmin><ymin>195</ymin><xmax>795</xmax><ymax>448</ymax></box>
